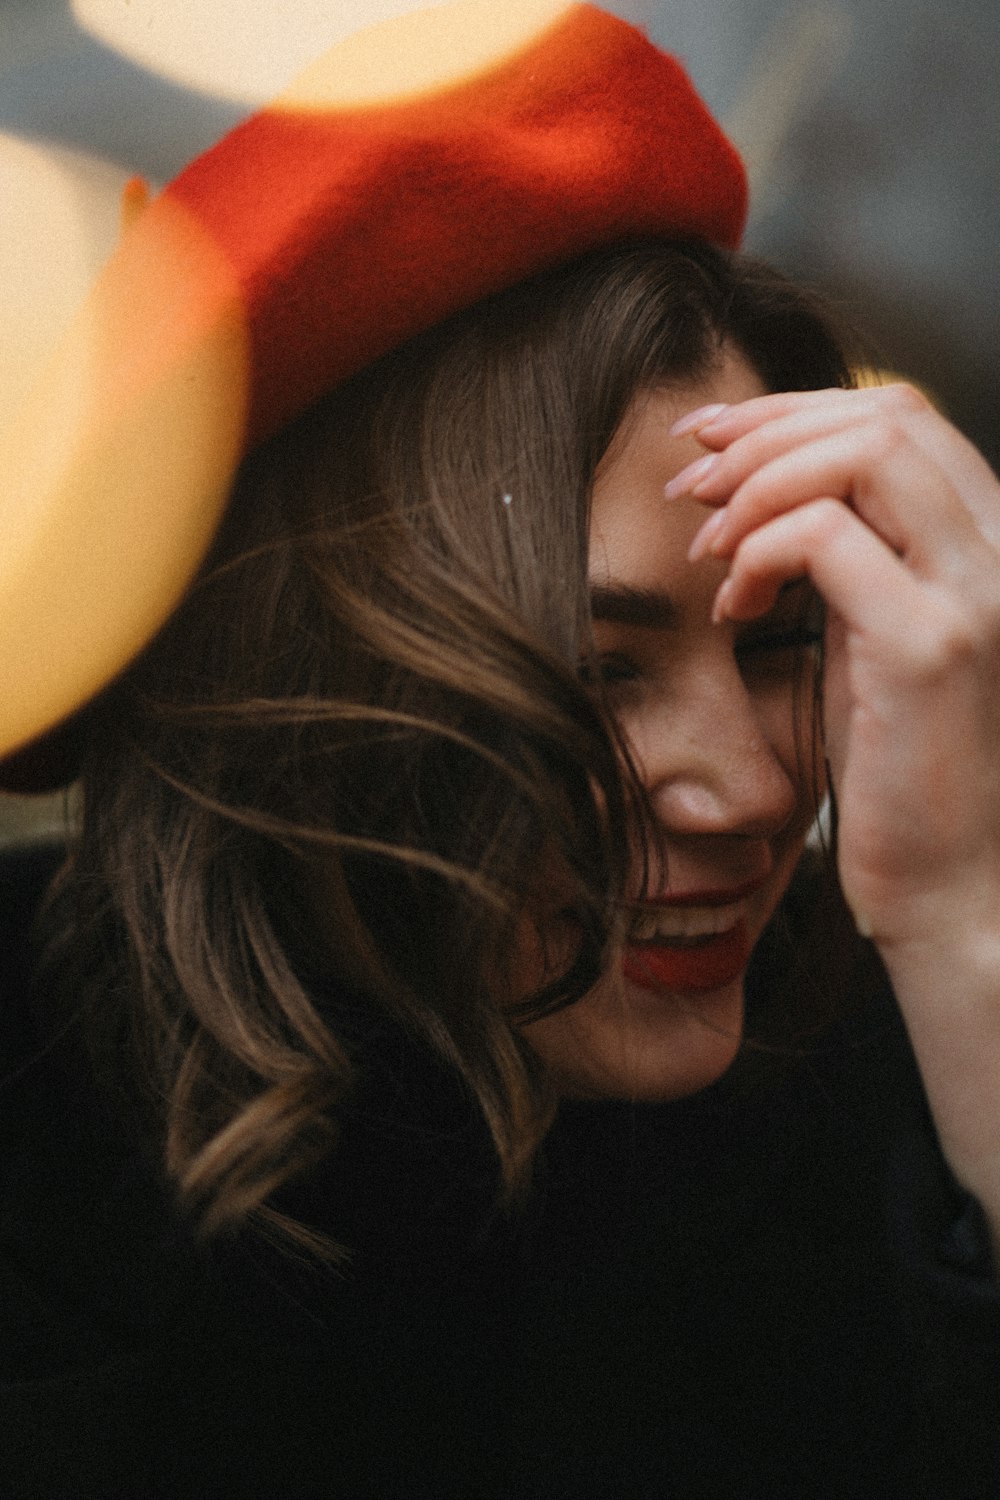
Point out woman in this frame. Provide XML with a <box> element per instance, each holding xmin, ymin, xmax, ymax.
<box><xmin>2</xmin><ymin>4</ymin><xmax>999</xmax><ymax>1496</ymax></box>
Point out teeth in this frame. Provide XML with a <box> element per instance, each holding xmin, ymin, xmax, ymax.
<box><xmin>630</xmin><ymin>901</ymin><xmax>743</xmax><ymax>942</ymax></box>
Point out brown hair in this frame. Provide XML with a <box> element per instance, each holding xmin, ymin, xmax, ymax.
<box><xmin>48</xmin><ymin>240</ymin><xmax>852</xmax><ymax>1251</ymax></box>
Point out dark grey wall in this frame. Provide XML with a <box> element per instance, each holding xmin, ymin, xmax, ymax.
<box><xmin>639</xmin><ymin>0</ymin><xmax>1000</xmax><ymax>468</ymax></box>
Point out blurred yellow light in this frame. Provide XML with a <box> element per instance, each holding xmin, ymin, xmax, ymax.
<box><xmin>0</xmin><ymin>196</ymin><xmax>249</xmax><ymax>757</ymax></box>
<box><xmin>0</xmin><ymin>134</ymin><xmax>132</xmax><ymax>429</ymax></box>
<box><xmin>71</xmin><ymin>0</ymin><xmax>570</xmax><ymax>108</ymax></box>
<box><xmin>280</xmin><ymin>0</ymin><xmax>575</xmax><ymax>111</ymax></box>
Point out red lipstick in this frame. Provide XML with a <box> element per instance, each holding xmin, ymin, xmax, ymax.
<box><xmin>622</xmin><ymin>919</ymin><xmax>752</xmax><ymax>994</ymax></box>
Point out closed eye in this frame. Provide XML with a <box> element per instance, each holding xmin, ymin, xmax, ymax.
<box><xmin>578</xmin><ymin>652</ymin><xmax>640</xmax><ymax>688</ymax></box>
<box><xmin>737</xmin><ymin>580</ymin><xmax>825</xmax><ymax>666</ymax></box>
<box><xmin>735</xmin><ymin>618</ymin><xmax>824</xmax><ymax>685</ymax></box>
<box><xmin>737</xmin><ymin>625</ymin><xmax>823</xmax><ymax>657</ymax></box>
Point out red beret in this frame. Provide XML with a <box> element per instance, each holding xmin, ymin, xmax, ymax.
<box><xmin>165</xmin><ymin>0</ymin><xmax>747</xmax><ymax>446</ymax></box>
<box><xmin>1</xmin><ymin>2</ymin><xmax>746</xmax><ymax>793</ymax></box>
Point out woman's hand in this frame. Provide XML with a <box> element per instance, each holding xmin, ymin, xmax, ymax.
<box><xmin>668</xmin><ymin>384</ymin><xmax>1000</xmax><ymax>1230</ymax></box>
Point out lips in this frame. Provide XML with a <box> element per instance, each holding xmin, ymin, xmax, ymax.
<box><xmin>622</xmin><ymin>917</ymin><xmax>753</xmax><ymax>994</ymax></box>
<box><xmin>644</xmin><ymin>875</ymin><xmax>768</xmax><ymax>907</ymax></box>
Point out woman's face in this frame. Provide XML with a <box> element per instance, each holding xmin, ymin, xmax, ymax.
<box><xmin>521</xmin><ymin>352</ymin><xmax>822</xmax><ymax>1100</ymax></box>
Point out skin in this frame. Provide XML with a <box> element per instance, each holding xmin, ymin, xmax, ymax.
<box><xmin>522</xmin><ymin>353</ymin><xmax>822</xmax><ymax>1102</ymax></box>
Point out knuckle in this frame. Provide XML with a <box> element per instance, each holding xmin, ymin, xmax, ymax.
<box><xmin>876</xmin><ymin>381</ymin><xmax>931</xmax><ymax>416</ymax></box>
<box><xmin>805</xmin><ymin>497</ymin><xmax>849</xmax><ymax>546</ymax></box>
<box><xmin>909</xmin><ymin>602</ymin><xmax>978</xmax><ymax>679</ymax></box>
<box><xmin>858</xmin><ymin>418</ymin><xmax>909</xmax><ymax>469</ymax></box>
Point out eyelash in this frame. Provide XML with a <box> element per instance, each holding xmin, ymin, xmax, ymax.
<box><xmin>736</xmin><ymin>625</ymin><xmax>824</xmax><ymax>662</ymax></box>
<box><xmin>580</xmin><ymin>626</ymin><xmax>823</xmax><ymax>689</ymax></box>
<box><xmin>578</xmin><ymin>653</ymin><xmax>640</xmax><ymax>688</ymax></box>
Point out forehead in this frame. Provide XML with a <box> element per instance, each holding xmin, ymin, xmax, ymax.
<box><xmin>588</xmin><ymin>354</ymin><xmax>766</xmax><ymax>604</ymax></box>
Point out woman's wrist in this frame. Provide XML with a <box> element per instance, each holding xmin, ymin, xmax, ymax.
<box><xmin>879</xmin><ymin>916</ymin><xmax>1000</xmax><ymax>1253</ymax></box>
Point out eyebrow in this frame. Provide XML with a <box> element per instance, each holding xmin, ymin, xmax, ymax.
<box><xmin>589</xmin><ymin>584</ymin><xmax>679</xmax><ymax>629</ymax></box>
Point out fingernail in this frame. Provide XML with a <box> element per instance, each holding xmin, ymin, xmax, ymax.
<box><xmin>711</xmin><ymin>578</ymin><xmax>734</xmax><ymax>625</ymax></box>
<box><xmin>664</xmin><ymin>453</ymin><xmax>716</xmax><ymax>500</ymax></box>
<box><xmin>688</xmin><ymin>510</ymin><xmax>727</xmax><ymax>562</ymax></box>
<box><xmin>669</xmin><ymin>403</ymin><xmax>729</xmax><ymax>438</ymax></box>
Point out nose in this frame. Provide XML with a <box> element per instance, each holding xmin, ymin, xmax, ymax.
<box><xmin>636</xmin><ymin>650</ymin><xmax>802</xmax><ymax>841</ymax></box>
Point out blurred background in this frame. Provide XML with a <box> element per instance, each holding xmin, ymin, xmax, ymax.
<box><xmin>1</xmin><ymin>0</ymin><xmax>997</xmax><ymax>840</ymax></box>
<box><xmin>650</xmin><ymin>0</ymin><xmax>999</xmax><ymax>470</ymax></box>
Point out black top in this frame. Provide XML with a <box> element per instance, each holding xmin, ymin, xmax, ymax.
<box><xmin>1</xmin><ymin>843</ymin><xmax>999</xmax><ymax>1498</ymax></box>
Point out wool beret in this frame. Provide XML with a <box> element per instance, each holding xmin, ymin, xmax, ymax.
<box><xmin>164</xmin><ymin>0</ymin><xmax>747</xmax><ymax>446</ymax></box>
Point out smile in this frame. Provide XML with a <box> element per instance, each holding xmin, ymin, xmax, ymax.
<box><xmin>622</xmin><ymin>906</ymin><xmax>753</xmax><ymax>994</ymax></box>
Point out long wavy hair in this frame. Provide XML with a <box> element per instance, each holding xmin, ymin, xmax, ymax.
<box><xmin>46</xmin><ymin>240</ymin><xmax>854</xmax><ymax>1252</ymax></box>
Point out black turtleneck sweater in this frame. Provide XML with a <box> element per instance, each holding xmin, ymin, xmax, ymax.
<box><xmin>1</xmin><ymin>842</ymin><xmax>998</xmax><ymax>1498</ymax></box>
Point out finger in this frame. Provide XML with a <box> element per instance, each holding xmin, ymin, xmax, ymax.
<box><xmin>670</xmin><ymin>383</ymin><xmax>924</xmax><ymax>447</ymax></box>
<box><xmin>688</xmin><ymin>425</ymin><xmax>987</xmax><ymax>588</ymax></box>
<box><xmin>674</xmin><ymin>384</ymin><xmax>1000</xmax><ymax>552</ymax></box>
<box><xmin>668</xmin><ymin>393</ymin><xmax>905</xmax><ymax>501</ymax></box>
<box><xmin>713</xmin><ymin>498</ymin><xmax>933</xmax><ymax>654</ymax></box>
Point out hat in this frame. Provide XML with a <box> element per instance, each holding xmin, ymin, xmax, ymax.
<box><xmin>0</xmin><ymin>0</ymin><xmax>746</xmax><ymax>791</ymax></box>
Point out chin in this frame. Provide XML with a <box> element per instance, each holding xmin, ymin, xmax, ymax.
<box><xmin>522</xmin><ymin>972</ymin><xmax>747</xmax><ymax>1103</ymax></box>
